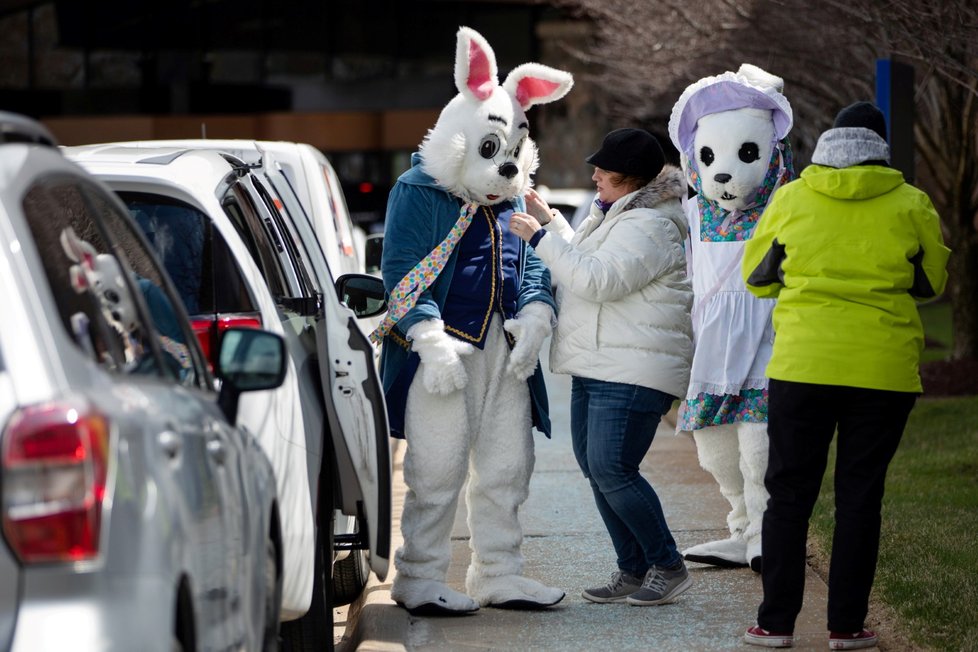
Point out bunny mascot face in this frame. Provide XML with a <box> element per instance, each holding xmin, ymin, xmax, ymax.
<box><xmin>667</xmin><ymin>64</ymin><xmax>793</xmax><ymax>572</ymax></box>
<box><xmin>376</xmin><ymin>27</ymin><xmax>572</xmax><ymax>615</ymax></box>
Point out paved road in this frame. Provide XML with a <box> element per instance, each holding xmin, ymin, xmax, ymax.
<box><xmin>336</xmin><ymin>344</ymin><xmax>858</xmax><ymax>651</ymax></box>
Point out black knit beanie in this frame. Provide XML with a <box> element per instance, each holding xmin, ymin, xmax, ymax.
<box><xmin>585</xmin><ymin>128</ymin><xmax>665</xmax><ymax>179</ymax></box>
<box><xmin>833</xmin><ymin>101</ymin><xmax>888</xmax><ymax>141</ymax></box>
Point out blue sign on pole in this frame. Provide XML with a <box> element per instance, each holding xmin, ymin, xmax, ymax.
<box><xmin>875</xmin><ymin>58</ymin><xmax>915</xmax><ymax>183</ymax></box>
<box><xmin>875</xmin><ymin>59</ymin><xmax>893</xmax><ymax>141</ymax></box>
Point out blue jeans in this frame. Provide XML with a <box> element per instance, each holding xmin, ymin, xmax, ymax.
<box><xmin>570</xmin><ymin>376</ymin><xmax>681</xmax><ymax>576</ymax></box>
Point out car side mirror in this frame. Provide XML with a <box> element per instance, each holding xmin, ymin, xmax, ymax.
<box><xmin>335</xmin><ymin>273</ymin><xmax>387</xmax><ymax>318</ymax></box>
<box><xmin>364</xmin><ymin>233</ymin><xmax>383</xmax><ymax>274</ymax></box>
<box><xmin>216</xmin><ymin>327</ymin><xmax>287</xmax><ymax>425</ymax></box>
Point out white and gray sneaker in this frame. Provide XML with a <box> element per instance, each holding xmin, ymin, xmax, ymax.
<box><xmin>581</xmin><ymin>570</ymin><xmax>644</xmax><ymax>603</ymax></box>
<box><xmin>626</xmin><ymin>562</ymin><xmax>693</xmax><ymax>605</ymax></box>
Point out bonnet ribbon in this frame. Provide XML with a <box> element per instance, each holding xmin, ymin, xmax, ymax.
<box><xmin>369</xmin><ymin>202</ymin><xmax>478</xmax><ymax>345</ymax></box>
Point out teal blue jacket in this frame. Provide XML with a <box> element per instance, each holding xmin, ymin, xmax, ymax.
<box><xmin>379</xmin><ymin>154</ymin><xmax>556</xmax><ymax>438</ymax></box>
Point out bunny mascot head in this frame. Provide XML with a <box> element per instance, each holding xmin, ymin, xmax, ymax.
<box><xmin>378</xmin><ymin>27</ymin><xmax>571</xmax><ymax>615</ymax></box>
<box><xmin>667</xmin><ymin>64</ymin><xmax>793</xmax><ymax>573</ymax></box>
<box><xmin>419</xmin><ymin>26</ymin><xmax>573</xmax><ymax>206</ymax></box>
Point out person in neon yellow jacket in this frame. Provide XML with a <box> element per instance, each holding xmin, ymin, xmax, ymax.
<box><xmin>741</xmin><ymin>101</ymin><xmax>950</xmax><ymax>651</ymax></box>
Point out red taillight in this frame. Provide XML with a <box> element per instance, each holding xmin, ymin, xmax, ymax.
<box><xmin>2</xmin><ymin>402</ymin><xmax>109</xmax><ymax>563</ymax></box>
<box><xmin>191</xmin><ymin>318</ymin><xmax>215</xmax><ymax>367</ymax></box>
<box><xmin>190</xmin><ymin>314</ymin><xmax>262</xmax><ymax>371</ymax></box>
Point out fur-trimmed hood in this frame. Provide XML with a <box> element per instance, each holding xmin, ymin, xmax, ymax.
<box><xmin>609</xmin><ymin>165</ymin><xmax>688</xmax><ymax>240</ymax></box>
<box><xmin>621</xmin><ymin>165</ymin><xmax>686</xmax><ymax>212</ymax></box>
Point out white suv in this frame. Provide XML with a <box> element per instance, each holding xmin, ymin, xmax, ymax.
<box><xmin>65</xmin><ymin>143</ymin><xmax>391</xmax><ymax>651</ymax></box>
<box><xmin>113</xmin><ymin>138</ymin><xmax>384</xmax><ymax>340</ymax></box>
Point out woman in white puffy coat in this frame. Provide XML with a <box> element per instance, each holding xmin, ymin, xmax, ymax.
<box><xmin>510</xmin><ymin>128</ymin><xmax>694</xmax><ymax>606</ymax></box>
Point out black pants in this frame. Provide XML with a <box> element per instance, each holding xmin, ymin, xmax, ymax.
<box><xmin>757</xmin><ymin>379</ymin><xmax>916</xmax><ymax>633</ymax></box>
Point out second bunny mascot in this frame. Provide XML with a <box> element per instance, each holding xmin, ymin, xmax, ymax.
<box><xmin>668</xmin><ymin>64</ymin><xmax>794</xmax><ymax>572</ymax></box>
<box><xmin>373</xmin><ymin>26</ymin><xmax>572</xmax><ymax>615</ymax></box>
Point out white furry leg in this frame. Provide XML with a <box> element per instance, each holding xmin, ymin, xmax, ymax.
<box><xmin>737</xmin><ymin>421</ymin><xmax>770</xmax><ymax>573</ymax></box>
<box><xmin>392</xmin><ymin>373</ymin><xmax>477</xmax><ymax>614</ymax></box>
<box><xmin>463</xmin><ymin>318</ymin><xmax>564</xmax><ymax>609</ymax></box>
<box><xmin>693</xmin><ymin>425</ymin><xmax>748</xmax><ymax>535</ymax></box>
<box><xmin>686</xmin><ymin>425</ymin><xmax>749</xmax><ymax>567</ymax></box>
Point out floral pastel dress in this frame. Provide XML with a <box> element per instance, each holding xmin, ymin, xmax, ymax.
<box><xmin>676</xmin><ymin>195</ymin><xmax>775</xmax><ymax>431</ymax></box>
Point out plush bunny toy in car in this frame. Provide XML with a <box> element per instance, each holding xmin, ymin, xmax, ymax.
<box><xmin>373</xmin><ymin>26</ymin><xmax>572</xmax><ymax>615</ymax></box>
<box><xmin>668</xmin><ymin>64</ymin><xmax>794</xmax><ymax>572</ymax></box>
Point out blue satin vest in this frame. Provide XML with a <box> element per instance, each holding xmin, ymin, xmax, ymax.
<box><xmin>441</xmin><ymin>201</ymin><xmax>521</xmax><ymax>349</ymax></box>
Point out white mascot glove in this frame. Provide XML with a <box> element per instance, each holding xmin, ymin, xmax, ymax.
<box><xmin>407</xmin><ymin>319</ymin><xmax>475</xmax><ymax>395</ymax></box>
<box><xmin>503</xmin><ymin>302</ymin><xmax>555</xmax><ymax>381</ymax></box>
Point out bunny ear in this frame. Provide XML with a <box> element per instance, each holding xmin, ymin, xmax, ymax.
<box><xmin>455</xmin><ymin>26</ymin><xmax>498</xmax><ymax>102</ymax></box>
<box><xmin>59</xmin><ymin>226</ymin><xmax>97</xmax><ymax>266</ymax></box>
<box><xmin>502</xmin><ymin>63</ymin><xmax>574</xmax><ymax>110</ymax></box>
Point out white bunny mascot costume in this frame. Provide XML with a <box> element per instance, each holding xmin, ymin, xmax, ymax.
<box><xmin>668</xmin><ymin>65</ymin><xmax>794</xmax><ymax>572</ymax></box>
<box><xmin>374</xmin><ymin>26</ymin><xmax>572</xmax><ymax>615</ymax></box>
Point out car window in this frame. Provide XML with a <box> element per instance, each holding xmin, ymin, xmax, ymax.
<box><xmin>222</xmin><ymin>181</ymin><xmax>291</xmax><ymax>300</ymax></box>
<box><xmin>263</xmin><ymin>169</ymin><xmax>330</xmax><ymax>285</ymax></box>
<box><xmin>82</xmin><ymin>185</ymin><xmax>208</xmax><ymax>388</ymax></box>
<box><xmin>117</xmin><ymin>192</ymin><xmax>257</xmax><ymax>316</ymax></box>
<box><xmin>21</xmin><ymin>176</ymin><xmax>187</xmax><ymax>380</ymax></box>
<box><xmin>250</xmin><ymin>175</ymin><xmax>319</xmax><ymax>297</ymax></box>
<box><xmin>321</xmin><ymin>162</ymin><xmax>357</xmax><ymax>258</ymax></box>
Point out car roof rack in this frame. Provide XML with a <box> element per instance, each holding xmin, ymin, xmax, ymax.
<box><xmin>0</xmin><ymin>111</ymin><xmax>58</xmax><ymax>147</ymax></box>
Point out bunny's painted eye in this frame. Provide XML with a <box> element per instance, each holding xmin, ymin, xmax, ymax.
<box><xmin>739</xmin><ymin>142</ymin><xmax>760</xmax><ymax>163</ymax></box>
<box><xmin>512</xmin><ymin>137</ymin><xmax>525</xmax><ymax>160</ymax></box>
<box><xmin>480</xmin><ymin>134</ymin><xmax>500</xmax><ymax>159</ymax></box>
<box><xmin>699</xmin><ymin>146</ymin><xmax>714</xmax><ymax>167</ymax></box>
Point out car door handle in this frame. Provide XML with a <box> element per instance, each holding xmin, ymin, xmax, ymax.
<box><xmin>207</xmin><ymin>437</ymin><xmax>226</xmax><ymax>465</ymax></box>
<box><xmin>157</xmin><ymin>430</ymin><xmax>181</xmax><ymax>460</ymax></box>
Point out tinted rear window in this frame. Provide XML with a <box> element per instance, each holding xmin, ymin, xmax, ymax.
<box><xmin>118</xmin><ymin>192</ymin><xmax>256</xmax><ymax>315</ymax></box>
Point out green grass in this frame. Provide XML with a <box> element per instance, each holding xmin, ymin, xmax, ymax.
<box><xmin>810</xmin><ymin>396</ymin><xmax>978</xmax><ymax>652</ymax></box>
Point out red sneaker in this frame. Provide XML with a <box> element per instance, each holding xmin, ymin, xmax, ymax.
<box><xmin>744</xmin><ymin>625</ymin><xmax>794</xmax><ymax>648</ymax></box>
<box><xmin>829</xmin><ymin>629</ymin><xmax>878</xmax><ymax>649</ymax></box>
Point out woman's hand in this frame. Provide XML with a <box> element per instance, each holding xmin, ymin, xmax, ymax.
<box><xmin>524</xmin><ymin>188</ymin><xmax>555</xmax><ymax>225</ymax></box>
<box><xmin>509</xmin><ymin>212</ymin><xmax>543</xmax><ymax>243</ymax></box>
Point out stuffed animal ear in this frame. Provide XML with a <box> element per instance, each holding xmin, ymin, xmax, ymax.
<box><xmin>737</xmin><ymin>63</ymin><xmax>784</xmax><ymax>93</ymax></box>
<box><xmin>503</xmin><ymin>63</ymin><xmax>574</xmax><ymax>110</ymax></box>
<box><xmin>60</xmin><ymin>226</ymin><xmax>97</xmax><ymax>267</ymax></box>
<box><xmin>455</xmin><ymin>26</ymin><xmax>498</xmax><ymax>102</ymax></box>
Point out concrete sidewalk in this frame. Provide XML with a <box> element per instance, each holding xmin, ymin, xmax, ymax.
<box><xmin>336</xmin><ymin>365</ymin><xmax>858</xmax><ymax>651</ymax></box>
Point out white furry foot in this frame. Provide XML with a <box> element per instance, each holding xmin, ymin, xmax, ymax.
<box><xmin>467</xmin><ymin>574</ymin><xmax>565</xmax><ymax>609</ymax></box>
<box><xmin>391</xmin><ymin>577</ymin><xmax>479</xmax><ymax>616</ymax></box>
<box><xmin>683</xmin><ymin>536</ymin><xmax>749</xmax><ymax>568</ymax></box>
<box><xmin>747</xmin><ymin>537</ymin><xmax>762</xmax><ymax>574</ymax></box>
